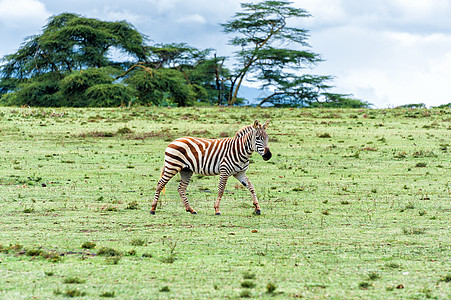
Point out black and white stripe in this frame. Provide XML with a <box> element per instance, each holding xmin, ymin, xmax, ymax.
<box><xmin>150</xmin><ymin>120</ymin><xmax>271</xmax><ymax>215</ymax></box>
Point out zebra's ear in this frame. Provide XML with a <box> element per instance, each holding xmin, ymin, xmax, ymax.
<box><xmin>263</xmin><ymin>120</ymin><xmax>269</xmax><ymax>130</ymax></box>
<box><xmin>253</xmin><ymin>120</ymin><xmax>259</xmax><ymax>129</ymax></box>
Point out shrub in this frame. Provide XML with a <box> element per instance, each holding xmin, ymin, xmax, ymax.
<box><xmin>159</xmin><ymin>286</ymin><xmax>170</xmax><ymax>292</ymax></box>
<box><xmin>385</xmin><ymin>262</ymin><xmax>401</xmax><ymax>269</ymax></box>
<box><xmin>116</xmin><ymin>127</ymin><xmax>133</xmax><ymax>134</ymax></box>
<box><xmin>100</xmin><ymin>291</ymin><xmax>116</xmax><ymax>298</ymax></box>
<box><xmin>239</xmin><ymin>290</ymin><xmax>252</xmax><ymax>298</ymax></box>
<box><xmin>317</xmin><ymin>133</ymin><xmax>331</xmax><ymax>138</ymax></box>
<box><xmin>85</xmin><ymin>84</ymin><xmax>135</xmax><ymax>107</ymax></box>
<box><xmin>266</xmin><ymin>282</ymin><xmax>277</xmax><ymax>293</ymax></box>
<box><xmin>63</xmin><ymin>276</ymin><xmax>86</xmax><ymax>284</ymax></box>
<box><xmin>359</xmin><ymin>281</ymin><xmax>371</xmax><ymax>289</ymax></box>
<box><xmin>439</xmin><ymin>274</ymin><xmax>451</xmax><ymax>283</ymax></box>
<box><xmin>367</xmin><ymin>272</ymin><xmax>380</xmax><ymax>281</ymax></box>
<box><xmin>81</xmin><ymin>241</ymin><xmax>96</xmax><ymax>249</ymax></box>
<box><xmin>41</xmin><ymin>251</ymin><xmax>62</xmax><ymax>262</ymax></box>
<box><xmin>241</xmin><ymin>280</ymin><xmax>256</xmax><ymax>288</ymax></box>
<box><xmin>26</xmin><ymin>249</ymin><xmax>42</xmax><ymax>256</ymax></box>
<box><xmin>130</xmin><ymin>239</ymin><xmax>146</xmax><ymax>246</ymax></box>
<box><xmin>97</xmin><ymin>247</ymin><xmax>122</xmax><ymax>257</ymax></box>
<box><xmin>106</xmin><ymin>256</ymin><xmax>122</xmax><ymax>265</ymax></box>
<box><xmin>64</xmin><ymin>289</ymin><xmax>86</xmax><ymax>297</ymax></box>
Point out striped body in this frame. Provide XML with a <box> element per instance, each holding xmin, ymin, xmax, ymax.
<box><xmin>151</xmin><ymin>120</ymin><xmax>271</xmax><ymax>215</ymax></box>
<box><xmin>165</xmin><ymin>136</ymin><xmax>252</xmax><ymax>176</ymax></box>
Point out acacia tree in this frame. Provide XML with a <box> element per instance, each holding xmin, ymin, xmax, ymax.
<box><xmin>1</xmin><ymin>6</ymin><xmax>364</xmax><ymax>108</ymax></box>
<box><xmin>222</xmin><ymin>0</ymin><xmax>329</xmax><ymax>106</ymax></box>
<box><xmin>3</xmin><ymin>13</ymin><xmax>146</xmax><ymax>79</ymax></box>
<box><xmin>0</xmin><ymin>13</ymin><xmax>146</xmax><ymax>106</ymax></box>
<box><xmin>118</xmin><ymin>43</ymin><xmax>232</xmax><ymax>106</ymax></box>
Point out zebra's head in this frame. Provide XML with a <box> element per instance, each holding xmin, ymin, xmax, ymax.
<box><xmin>253</xmin><ymin>120</ymin><xmax>272</xmax><ymax>161</ymax></box>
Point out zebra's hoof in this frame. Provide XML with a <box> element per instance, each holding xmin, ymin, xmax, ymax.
<box><xmin>254</xmin><ymin>210</ymin><xmax>261</xmax><ymax>215</ymax></box>
<box><xmin>150</xmin><ymin>211</ymin><xmax>156</xmax><ymax>215</ymax></box>
<box><xmin>215</xmin><ymin>212</ymin><xmax>221</xmax><ymax>216</ymax></box>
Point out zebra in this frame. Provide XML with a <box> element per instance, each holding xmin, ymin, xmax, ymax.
<box><xmin>150</xmin><ymin>120</ymin><xmax>272</xmax><ymax>215</ymax></box>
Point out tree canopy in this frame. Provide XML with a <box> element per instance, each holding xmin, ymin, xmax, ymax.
<box><xmin>221</xmin><ymin>0</ymin><xmax>319</xmax><ymax>106</ymax></box>
<box><xmin>0</xmin><ymin>2</ymin><xmax>369</xmax><ymax>108</ymax></box>
<box><xmin>0</xmin><ymin>13</ymin><xmax>147</xmax><ymax>107</ymax></box>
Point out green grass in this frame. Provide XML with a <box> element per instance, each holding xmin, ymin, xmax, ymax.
<box><xmin>0</xmin><ymin>106</ymin><xmax>450</xmax><ymax>299</ymax></box>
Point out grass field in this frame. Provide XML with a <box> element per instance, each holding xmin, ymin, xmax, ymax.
<box><xmin>0</xmin><ymin>106</ymin><xmax>450</xmax><ymax>299</ymax></box>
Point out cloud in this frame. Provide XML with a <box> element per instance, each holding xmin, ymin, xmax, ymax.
<box><xmin>299</xmin><ymin>0</ymin><xmax>347</xmax><ymax>26</ymax></box>
<box><xmin>300</xmin><ymin>0</ymin><xmax>451</xmax><ymax>34</ymax></box>
<box><xmin>0</xmin><ymin>0</ymin><xmax>50</xmax><ymax>28</ymax></box>
<box><xmin>392</xmin><ymin>0</ymin><xmax>450</xmax><ymax>17</ymax></box>
<box><xmin>296</xmin><ymin>0</ymin><xmax>451</xmax><ymax>107</ymax></box>
<box><xmin>132</xmin><ymin>0</ymin><xmax>241</xmax><ymax>48</ymax></box>
<box><xmin>1</xmin><ymin>0</ymin><xmax>450</xmax><ymax>107</ymax></box>
<box><xmin>86</xmin><ymin>6</ymin><xmax>144</xmax><ymax>25</ymax></box>
<box><xmin>312</xmin><ymin>27</ymin><xmax>451</xmax><ymax>107</ymax></box>
<box><xmin>176</xmin><ymin>14</ymin><xmax>206</xmax><ymax>25</ymax></box>
<box><xmin>147</xmin><ymin>0</ymin><xmax>240</xmax><ymax>22</ymax></box>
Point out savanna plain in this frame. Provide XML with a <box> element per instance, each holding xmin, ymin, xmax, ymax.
<box><xmin>0</xmin><ymin>106</ymin><xmax>450</xmax><ymax>299</ymax></box>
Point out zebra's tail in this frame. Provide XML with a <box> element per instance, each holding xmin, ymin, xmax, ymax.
<box><xmin>159</xmin><ymin>166</ymin><xmax>166</xmax><ymax>195</ymax></box>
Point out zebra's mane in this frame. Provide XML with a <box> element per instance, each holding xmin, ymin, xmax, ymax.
<box><xmin>234</xmin><ymin>125</ymin><xmax>255</xmax><ymax>138</ymax></box>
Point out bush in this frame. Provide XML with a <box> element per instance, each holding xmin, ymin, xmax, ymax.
<box><xmin>266</xmin><ymin>282</ymin><xmax>277</xmax><ymax>293</ymax></box>
<box><xmin>59</xmin><ymin>68</ymin><xmax>113</xmax><ymax>107</ymax></box>
<box><xmin>2</xmin><ymin>73</ymin><xmax>62</xmax><ymax>106</ymax></box>
<box><xmin>97</xmin><ymin>247</ymin><xmax>122</xmax><ymax>257</ymax></box>
<box><xmin>100</xmin><ymin>291</ymin><xmax>116</xmax><ymax>297</ymax></box>
<box><xmin>130</xmin><ymin>238</ymin><xmax>146</xmax><ymax>246</ymax></box>
<box><xmin>311</xmin><ymin>93</ymin><xmax>371</xmax><ymax>108</ymax></box>
<box><xmin>85</xmin><ymin>84</ymin><xmax>136</xmax><ymax>107</ymax></box>
<box><xmin>241</xmin><ymin>280</ymin><xmax>256</xmax><ymax>288</ymax></box>
<box><xmin>1</xmin><ymin>67</ymin><xmax>136</xmax><ymax>108</ymax></box>
<box><xmin>63</xmin><ymin>276</ymin><xmax>86</xmax><ymax>284</ymax></box>
<box><xmin>125</xmin><ymin>68</ymin><xmax>195</xmax><ymax>106</ymax></box>
<box><xmin>81</xmin><ymin>241</ymin><xmax>96</xmax><ymax>249</ymax></box>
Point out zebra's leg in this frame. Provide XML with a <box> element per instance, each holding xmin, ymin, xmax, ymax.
<box><xmin>178</xmin><ymin>169</ymin><xmax>196</xmax><ymax>214</ymax></box>
<box><xmin>233</xmin><ymin>172</ymin><xmax>261</xmax><ymax>215</ymax></box>
<box><xmin>214</xmin><ymin>172</ymin><xmax>229</xmax><ymax>215</ymax></box>
<box><xmin>150</xmin><ymin>166</ymin><xmax>179</xmax><ymax>215</ymax></box>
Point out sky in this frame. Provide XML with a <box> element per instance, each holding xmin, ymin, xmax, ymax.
<box><xmin>1</xmin><ymin>0</ymin><xmax>450</xmax><ymax>108</ymax></box>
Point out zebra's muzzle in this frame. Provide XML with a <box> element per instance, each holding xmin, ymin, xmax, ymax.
<box><xmin>262</xmin><ymin>148</ymin><xmax>272</xmax><ymax>161</ymax></box>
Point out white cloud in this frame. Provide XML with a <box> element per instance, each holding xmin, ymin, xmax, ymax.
<box><xmin>314</xmin><ymin>29</ymin><xmax>451</xmax><ymax>107</ymax></box>
<box><xmin>176</xmin><ymin>14</ymin><xmax>206</xmax><ymax>24</ymax></box>
<box><xmin>297</xmin><ymin>0</ymin><xmax>451</xmax><ymax>107</ymax></box>
<box><xmin>87</xmin><ymin>6</ymin><xmax>143</xmax><ymax>25</ymax></box>
<box><xmin>392</xmin><ymin>0</ymin><xmax>450</xmax><ymax>16</ymax></box>
<box><xmin>0</xmin><ymin>0</ymin><xmax>50</xmax><ymax>28</ymax></box>
<box><xmin>147</xmin><ymin>0</ymin><xmax>182</xmax><ymax>14</ymax></box>
<box><xmin>147</xmin><ymin>0</ymin><xmax>239</xmax><ymax>22</ymax></box>
<box><xmin>300</xmin><ymin>0</ymin><xmax>451</xmax><ymax>34</ymax></box>
<box><xmin>0</xmin><ymin>0</ymin><xmax>450</xmax><ymax>107</ymax></box>
<box><xmin>298</xmin><ymin>0</ymin><xmax>347</xmax><ymax>26</ymax></box>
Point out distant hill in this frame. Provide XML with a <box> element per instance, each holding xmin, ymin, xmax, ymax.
<box><xmin>238</xmin><ymin>86</ymin><xmax>272</xmax><ymax>106</ymax></box>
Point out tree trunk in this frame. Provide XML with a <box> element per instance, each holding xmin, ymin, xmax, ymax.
<box><xmin>214</xmin><ymin>54</ymin><xmax>222</xmax><ymax>105</ymax></box>
<box><xmin>227</xmin><ymin>77</ymin><xmax>238</xmax><ymax>106</ymax></box>
<box><xmin>230</xmin><ymin>75</ymin><xmax>245</xmax><ymax>106</ymax></box>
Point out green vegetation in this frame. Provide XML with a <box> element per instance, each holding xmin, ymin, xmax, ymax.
<box><xmin>0</xmin><ymin>1</ymin><xmax>366</xmax><ymax>108</ymax></box>
<box><xmin>0</xmin><ymin>106</ymin><xmax>450</xmax><ymax>298</ymax></box>
<box><xmin>222</xmin><ymin>1</ymin><xmax>329</xmax><ymax>107</ymax></box>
